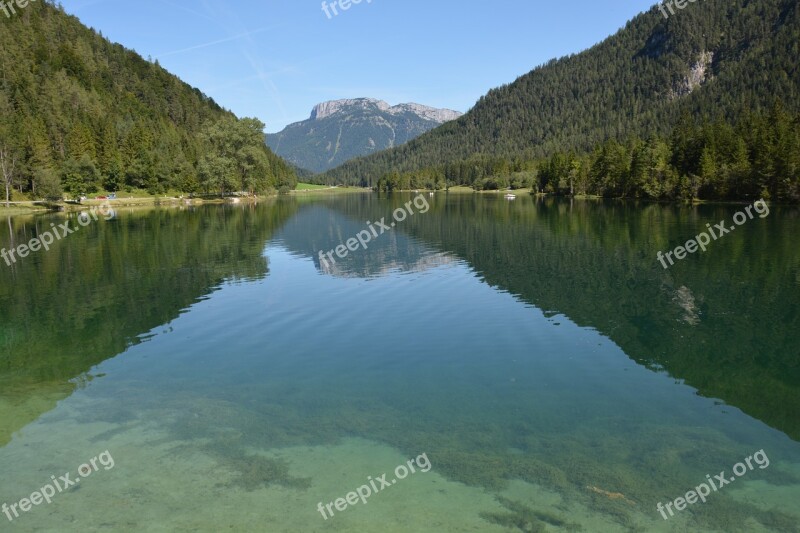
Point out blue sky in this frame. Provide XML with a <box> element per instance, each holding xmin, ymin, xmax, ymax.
<box><xmin>60</xmin><ymin>0</ymin><xmax>657</xmax><ymax>133</ymax></box>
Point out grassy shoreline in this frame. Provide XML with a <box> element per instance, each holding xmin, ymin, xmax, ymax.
<box><xmin>291</xmin><ymin>184</ymin><xmax>371</xmax><ymax>194</ymax></box>
<box><xmin>0</xmin><ymin>185</ymin><xmax>373</xmax><ymax>216</ymax></box>
<box><xmin>0</xmin><ymin>195</ymin><xmax>262</xmax><ymax>216</ymax></box>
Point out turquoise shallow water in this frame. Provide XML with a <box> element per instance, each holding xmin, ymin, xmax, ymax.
<box><xmin>0</xmin><ymin>195</ymin><xmax>799</xmax><ymax>532</ymax></box>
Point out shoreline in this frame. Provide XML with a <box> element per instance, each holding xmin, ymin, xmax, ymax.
<box><xmin>0</xmin><ymin>188</ymin><xmax>373</xmax><ymax>217</ymax></box>
<box><xmin>0</xmin><ymin>195</ymin><xmax>274</xmax><ymax>217</ymax></box>
<box><xmin>1</xmin><ymin>191</ymin><xmax>783</xmax><ymax>218</ymax></box>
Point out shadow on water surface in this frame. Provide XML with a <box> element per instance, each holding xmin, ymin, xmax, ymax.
<box><xmin>308</xmin><ymin>194</ymin><xmax>800</xmax><ymax>442</ymax></box>
<box><xmin>0</xmin><ymin>201</ymin><xmax>298</xmax><ymax>446</ymax></box>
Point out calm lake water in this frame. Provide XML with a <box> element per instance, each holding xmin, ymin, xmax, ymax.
<box><xmin>1</xmin><ymin>194</ymin><xmax>798</xmax><ymax>532</ymax></box>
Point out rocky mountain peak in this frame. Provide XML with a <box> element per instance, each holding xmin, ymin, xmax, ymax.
<box><xmin>310</xmin><ymin>98</ymin><xmax>390</xmax><ymax>120</ymax></box>
<box><xmin>309</xmin><ymin>98</ymin><xmax>462</xmax><ymax>123</ymax></box>
<box><xmin>269</xmin><ymin>98</ymin><xmax>463</xmax><ymax>173</ymax></box>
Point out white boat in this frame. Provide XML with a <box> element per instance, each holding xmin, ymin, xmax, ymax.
<box><xmin>504</xmin><ymin>194</ymin><xmax>517</xmax><ymax>200</ymax></box>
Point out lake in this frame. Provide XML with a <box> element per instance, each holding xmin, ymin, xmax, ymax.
<box><xmin>1</xmin><ymin>194</ymin><xmax>798</xmax><ymax>532</ymax></box>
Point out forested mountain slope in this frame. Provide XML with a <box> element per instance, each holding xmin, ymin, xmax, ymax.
<box><xmin>0</xmin><ymin>0</ymin><xmax>295</xmax><ymax>199</ymax></box>
<box><xmin>321</xmin><ymin>0</ymin><xmax>800</xmax><ymax>201</ymax></box>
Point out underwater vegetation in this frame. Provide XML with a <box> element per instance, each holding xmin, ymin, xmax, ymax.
<box><xmin>479</xmin><ymin>497</ymin><xmax>582</xmax><ymax>532</ymax></box>
<box><xmin>85</xmin><ymin>385</ymin><xmax>799</xmax><ymax>532</ymax></box>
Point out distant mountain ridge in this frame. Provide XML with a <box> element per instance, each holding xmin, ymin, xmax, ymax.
<box><xmin>309</xmin><ymin>99</ymin><xmax>462</xmax><ymax>123</ymax></box>
<box><xmin>267</xmin><ymin>98</ymin><xmax>462</xmax><ymax>173</ymax></box>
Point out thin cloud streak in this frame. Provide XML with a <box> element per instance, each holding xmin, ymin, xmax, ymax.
<box><xmin>160</xmin><ymin>0</ymin><xmax>217</xmax><ymax>23</ymax></box>
<box><xmin>157</xmin><ymin>26</ymin><xmax>278</xmax><ymax>58</ymax></box>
